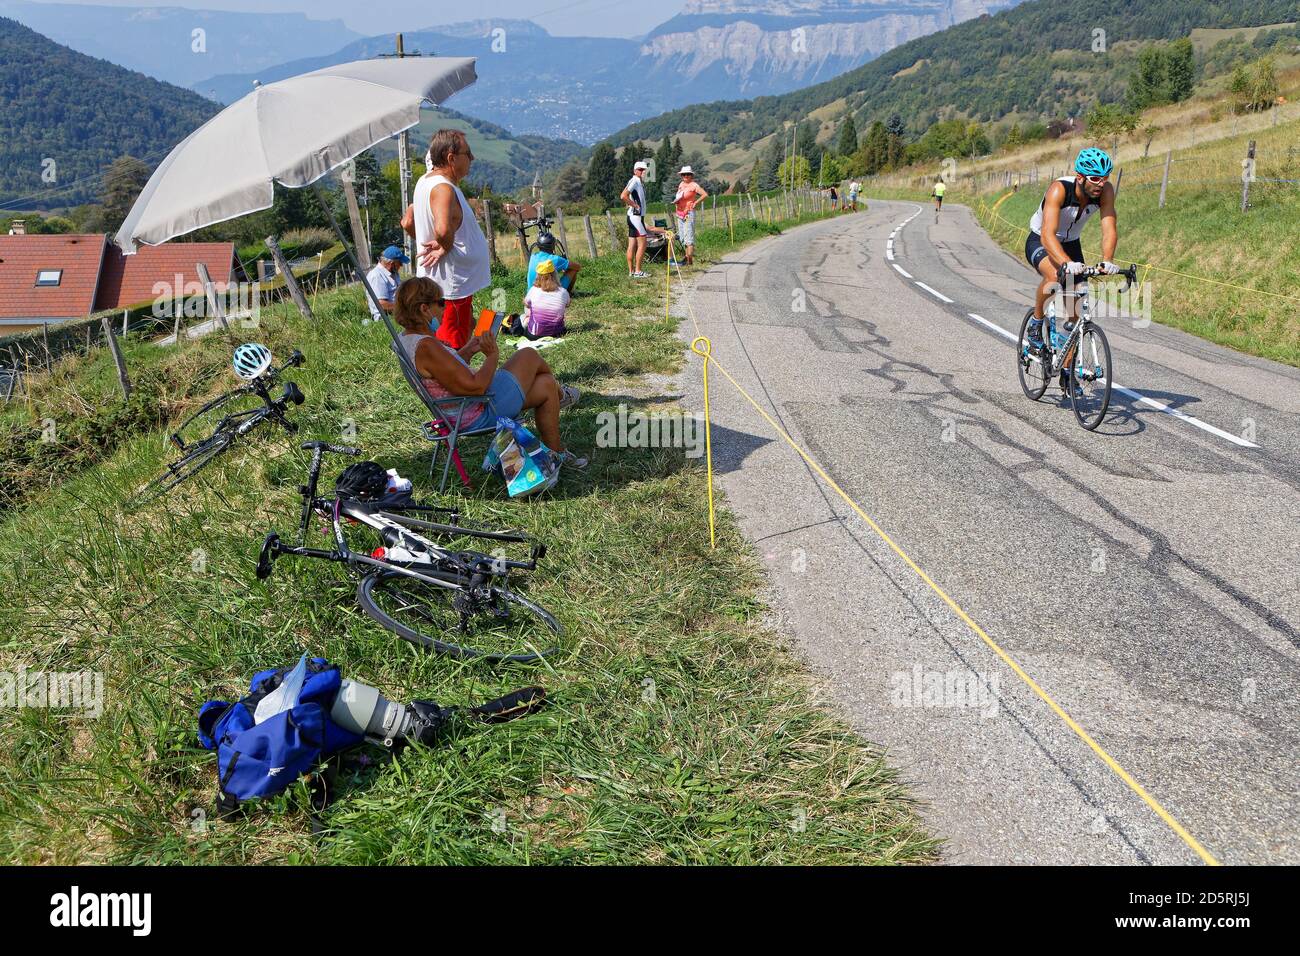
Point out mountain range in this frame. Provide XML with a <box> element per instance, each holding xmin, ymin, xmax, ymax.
<box><xmin>609</xmin><ymin>0</ymin><xmax>1300</xmax><ymax>175</ymax></box>
<box><xmin>3</xmin><ymin>1</ymin><xmax>1026</xmax><ymax>144</ymax></box>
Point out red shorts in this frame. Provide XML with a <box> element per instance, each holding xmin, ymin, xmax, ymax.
<box><xmin>436</xmin><ymin>295</ymin><xmax>474</xmax><ymax>350</ymax></box>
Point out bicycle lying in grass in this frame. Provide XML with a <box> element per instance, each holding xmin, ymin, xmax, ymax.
<box><xmin>130</xmin><ymin>343</ymin><xmax>305</xmax><ymax>505</ymax></box>
<box><xmin>256</xmin><ymin>441</ymin><xmax>560</xmax><ymax>663</ymax></box>
<box><xmin>1016</xmin><ymin>263</ymin><xmax>1137</xmax><ymax>431</ymax></box>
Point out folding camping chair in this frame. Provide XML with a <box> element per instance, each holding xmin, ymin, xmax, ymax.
<box><xmin>391</xmin><ymin>341</ymin><xmax>500</xmax><ymax>493</ymax></box>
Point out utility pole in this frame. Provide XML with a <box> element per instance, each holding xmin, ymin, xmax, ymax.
<box><xmin>390</xmin><ymin>34</ymin><xmax>416</xmax><ymax>264</ymax></box>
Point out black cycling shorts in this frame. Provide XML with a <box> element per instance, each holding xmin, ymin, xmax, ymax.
<box><xmin>1025</xmin><ymin>231</ymin><xmax>1084</xmax><ymax>269</ymax></box>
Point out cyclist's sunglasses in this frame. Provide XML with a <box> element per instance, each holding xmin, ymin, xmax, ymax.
<box><xmin>1082</xmin><ymin>174</ymin><xmax>1110</xmax><ymax>184</ymax></box>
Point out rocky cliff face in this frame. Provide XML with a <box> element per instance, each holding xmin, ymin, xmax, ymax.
<box><xmin>639</xmin><ymin>0</ymin><xmax>1018</xmax><ymax>95</ymax></box>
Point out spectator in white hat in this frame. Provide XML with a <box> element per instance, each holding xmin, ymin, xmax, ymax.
<box><xmin>621</xmin><ymin>160</ymin><xmax>651</xmax><ymax>278</ymax></box>
<box><xmin>673</xmin><ymin>165</ymin><xmax>709</xmax><ymax>266</ymax></box>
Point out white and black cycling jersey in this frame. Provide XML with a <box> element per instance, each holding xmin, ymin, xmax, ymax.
<box><xmin>1029</xmin><ymin>176</ymin><xmax>1099</xmax><ymax>241</ymax></box>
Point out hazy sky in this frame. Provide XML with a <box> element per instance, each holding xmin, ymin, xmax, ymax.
<box><xmin>25</xmin><ymin>0</ymin><xmax>688</xmax><ymax>37</ymax></box>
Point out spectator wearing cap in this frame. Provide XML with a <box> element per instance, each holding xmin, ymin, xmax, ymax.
<box><xmin>673</xmin><ymin>166</ymin><xmax>709</xmax><ymax>266</ymax></box>
<box><xmin>526</xmin><ymin>232</ymin><xmax>580</xmax><ymax>294</ymax></box>
<box><xmin>621</xmin><ymin>160</ymin><xmax>651</xmax><ymax>278</ymax></box>
<box><xmin>364</xmin><ymin>244</ymin><xmax>409</xmax><ymax>324</ymax></box>
<box><xmin>505</xmin><ymin>257</ymin><xmax>569</xmax><ymax>340</ymax></box>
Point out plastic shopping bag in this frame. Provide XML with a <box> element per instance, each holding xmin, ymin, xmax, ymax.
<box><xmin>483</xmin><ymin>417</ymin><xmax>559</xmax><ymax>498</ymax></box>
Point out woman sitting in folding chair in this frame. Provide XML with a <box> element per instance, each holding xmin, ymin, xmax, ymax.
<box><xmin>394</xmin><ymin>277</ymin><xmax>587</xmax><ymax>469</ymax></box>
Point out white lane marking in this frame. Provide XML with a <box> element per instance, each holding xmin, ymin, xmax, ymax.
<box><xmin>1112</xmin><ymin>386</ymin><xmax>1259</xmax><ymax>447</ymax></box>
<box><xmin>886</xmin><ymin>244</ymin><xmax>895</xmax><ymax>261</ymax></box>
<box><xmin>915</xmin><ymin>281</ymin><xmax>953</xmax><ymax>303</ymax></box>
<box><xmin>892</xmin><ymin>263</ymin><xmax>913</xmax><ymax>279</ymax></box>
<box><xmin>968</xmin><ymin>313</ymin><xmax>1015</xmax><ymax>342</ymax></box>
<box><xmin>967</xmin><ymin>315</ymin><xmax>1259</xmax><ymax>448</ymax></box>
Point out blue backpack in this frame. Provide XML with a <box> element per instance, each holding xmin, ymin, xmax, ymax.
<box><xmin>198</xmin><ymin>658</ymin><xmax>364</xmax><ymax>812</ymax></box>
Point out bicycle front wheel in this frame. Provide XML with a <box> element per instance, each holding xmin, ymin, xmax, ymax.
<box><xmin>1069</xmin><ymin>324</ymin><xmax>1113</xmax><ymax>431</ymax></box>
<box><xmin>130</xmin><ymin>431</ymin><xmax>233</xmax><ymax>506</ymax></box>
<box><xmin>1016</xmin><ymin>310</ymin><xmax>1049</xmax><ymax>401</ymax></box>
<box><xmin>356</xmin><ymin>570</ymin><xmax>560</xmax><ymax>663</ymax></box>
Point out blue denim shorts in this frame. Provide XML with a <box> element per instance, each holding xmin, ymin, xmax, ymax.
<box><xmin>467</xmin><ymin>370</ymin><xmax>525</xmax><ymax>429</ymax></box>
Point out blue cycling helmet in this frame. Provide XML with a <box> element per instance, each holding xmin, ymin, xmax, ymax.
<box><xmin>1075</xmin><ymin>147</ymin><xmax>1113</xmax><ymax>177</ymax></box>
<box><xmin>232</xmin><ymin>342</ymin><xmax>273</xmax><ymax>380</ymax></box>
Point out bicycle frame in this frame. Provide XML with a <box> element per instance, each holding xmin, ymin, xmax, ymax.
<box><xmin>260</xmin><ymin>442</ymin><xmax>545</xmax><ymax>591</ymax></box>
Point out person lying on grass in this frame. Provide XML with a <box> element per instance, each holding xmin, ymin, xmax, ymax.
<box><xmin>504</xmin><ymin>257</ymin><xmax>568</xmax><ymax>341</ymax></box>
<box><xmin>394</xmin><ymin>276</ymin><xmax>587</xmax><ymax>469</ymax></box>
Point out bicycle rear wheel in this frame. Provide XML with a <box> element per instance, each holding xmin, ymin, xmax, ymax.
<box><xmin>356</xmin><ymin>569</ymin><xmax>560</xmax><ymax>663</ymax></box>
<box><xmin>130</xmin><ymin>431</ymin><xmax>233</xmax><ymax>506</ymax></box>
<box><xmin>1016</xmin><ymin>310</ymin><xmax>1049</xmax><ymax>401</ymax></box>
<box><xmin>1069</xmin><ymin>324</ymin><xmax>1113</xmax><ymax>431</ymax></box>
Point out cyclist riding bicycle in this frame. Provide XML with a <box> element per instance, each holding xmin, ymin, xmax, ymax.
<box><xmin>1025</xmin><ymin>148</ymin><xmax>1120</xmax><ymax>354</ymax></box>
<box><xmin>932</xmin><ymin>178</ymin><xmax>946</xmax><ymax>209</ymax></box>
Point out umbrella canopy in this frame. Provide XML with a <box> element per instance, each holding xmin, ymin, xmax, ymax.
<box><xmin>115</xmin><ymin>57</ymin><xmax>477</xmax><ymax>252</ymax></box>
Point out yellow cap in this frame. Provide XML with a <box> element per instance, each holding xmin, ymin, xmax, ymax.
<box><xmin>535</xmin><ymin>258</ymin><xmax>556</xmax><ymax>275</ymax></box>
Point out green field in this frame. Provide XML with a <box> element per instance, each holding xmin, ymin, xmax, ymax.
<box><xmin>0</xmin><ymin>205</ymin><xmax>934</xmax><ymax>864</ymax></box>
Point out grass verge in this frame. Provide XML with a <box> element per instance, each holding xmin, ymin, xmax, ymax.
<box><xmin>0</xmin><ymin>208</ymin><xmax>937</xmax><ymax>864</ymax></box>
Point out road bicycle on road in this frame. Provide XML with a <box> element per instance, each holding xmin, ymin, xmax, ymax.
<box><xmin>130</xmin><ymin>344</ymin><xmax>305</xmax><ymax>505</ymax></box>
<box><xmin>1016</xmin><ymin>263</ymin><xmax>1137</xmax><ymax>430</ymax></box>
<box><xmin>256</xmin><ymin>442</ymin><xmax>560</xmax><ymax>664</ymax></box>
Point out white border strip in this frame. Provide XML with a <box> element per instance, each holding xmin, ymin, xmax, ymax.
<box><xmin>892</xmin><ymin>263</ymin><xmax>913</xmax><ymax>279</ymax></box>
<box><xmin>915</xmin><ymin>281</ymin><xmax>953</xmax><ymax>303</ymax></box>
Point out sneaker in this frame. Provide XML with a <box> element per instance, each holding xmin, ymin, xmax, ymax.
<box><xmin>557</xmin><ymin>449</ymin><xmax>588</xmax><ymax>470</ymax></box>
<box><xmin>557</xmin><ymin>384</ymin><xmax>580</xmax><ymax>410</ymax></box>
<box><xmin>630</xmin><ymin>271</ymin><xmax>650</xmax><ymax>279</ymax></box>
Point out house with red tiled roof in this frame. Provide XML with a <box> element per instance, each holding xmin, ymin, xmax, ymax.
<box><xmin>0</xmin><ymin>235</ymin><xmax>108</xmax><ymax>332</ymax></box>
<box><xmin>0</xmin><ymin>235</ymin><xmax>237</xmax><ymax>335</ymax></box>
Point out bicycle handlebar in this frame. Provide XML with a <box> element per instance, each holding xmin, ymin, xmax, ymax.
<box><xmin>1057</xmin><ymin>263</ymin><xmax>1138</xmax><ymax>289</ymax></box>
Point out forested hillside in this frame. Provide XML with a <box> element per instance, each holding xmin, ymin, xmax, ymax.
<box><xmin>0</xmin><ymin>17</ymin><xmax>219</xmax><ymax>208</ymax></box>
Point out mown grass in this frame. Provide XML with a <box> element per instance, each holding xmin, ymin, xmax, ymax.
<box><xmin>0</xmin><ymin>210</ymin><xmax>937</xmax><ymax>864</ymax></box>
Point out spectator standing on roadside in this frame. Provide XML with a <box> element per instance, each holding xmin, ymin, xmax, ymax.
<box><xmin>403</xmin><ymin>129</ymin><xmax>490</xmax><ymax>349</ymax></box>
<box><xmin>621</xmin><ymin>160</ymin><xmax>651</xmax><ymax>278</ymax></box>
<box><xmin>364</xmin><ymin>244</ymin><xmax>408</xmax><ymax>324</ymax></box>
<box><xmin>673</xmin><ymin>165</ymin><xmax>708</xmax><ymax>266</ymax></box>
<box><xmin>848</xmin><ymin>179</ymin><xmax>861</xmax><ymax>211</ymax></box>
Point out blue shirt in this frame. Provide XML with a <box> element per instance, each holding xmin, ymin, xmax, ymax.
<box><xmin>366</xmin><ymin>263</ymin><xmax>400</xmax><ymax>320</ymax></box>
<box><xmin>526</xmin><ymin>251</ymin><xmax>571</xmax><ymax>291</ymax></box>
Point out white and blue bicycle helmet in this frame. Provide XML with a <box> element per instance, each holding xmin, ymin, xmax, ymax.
<box><xmin>1074</xmin><ymin>147</ymin><xmax>1113</xmax><ymax>177</ymax></box>
<box><xmin>232</xmin><ymin>342</ymin><xmax>273</xmax><ymax>380</ymax></box>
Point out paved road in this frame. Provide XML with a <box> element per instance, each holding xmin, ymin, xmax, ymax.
<box><xmin>673</xmin><ymin>200</ymin><xmax>1300</xmax><ymax>864</ymax></box>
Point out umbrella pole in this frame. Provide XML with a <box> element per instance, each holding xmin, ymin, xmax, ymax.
<box><xmin>312</xmin><ymin>181</ymin><xmax>404</xmax><ymax>347</ymax></box>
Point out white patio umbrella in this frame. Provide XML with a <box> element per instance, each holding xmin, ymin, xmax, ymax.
<box><xmin>115</xmin><ymin>57</ymin><xmax>477</xmax><ymax>252</ymax></box>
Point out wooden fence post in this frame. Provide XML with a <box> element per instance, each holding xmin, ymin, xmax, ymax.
<box><xmin>265</xmin><ymin>235</ymin><xmax>316</xmax><ymax>322</ymax></box>
<box><xmin>101</xmin><ymin>315</ymin><xmax>132</xmax><ymax>399</ymax></box>
<box><xmin>583</xmin><ymin>214</ymin><xmax>598</xmax><ymax>259</ymax></box>
<box><xmin>196</xmin><ymin>261</ymin><xmax>231</xmax><ymax>334</ymax></box>
<box><xmin>604</xmin><ymin>209</ymin><xmax>619</xmax><ymax>249</ymax></box>
<box><xmin>1241</xmin><ymin>140</ymin><xmax>1256</xmax><ymax>212</ymax></box>
<box><xmin>711</xmin><ymin>195</ymin><xmax>717</xmax><ymax>228</ymax></box>
<box><xmin>482</xmin><ymin>199</ymin><xmax>498</xmax><ymax>263</ymax></box>
<box><xmin>556</xmin><ymin>208</ymin><xmax>569</xmax><ymax>251</ymax></box>
<box><xmin>1158</xmin><ymin>150</ymin><xmax>1172</xmax><ymax>209</ymax></box>
<box><xmin>122</xmin><ymin>309</ymin><xmax>129</xmax><ymax>337</ymax></box>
